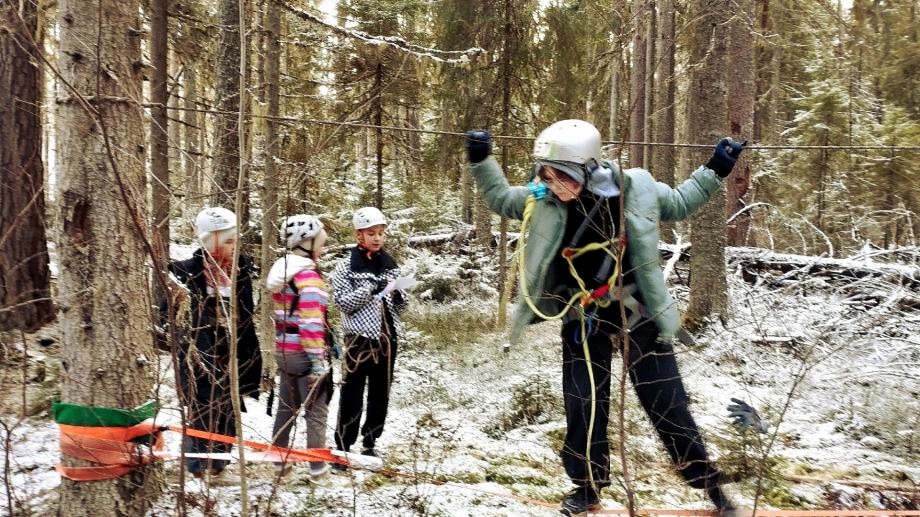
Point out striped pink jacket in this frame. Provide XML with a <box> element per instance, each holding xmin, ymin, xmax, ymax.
<box><xmin>271</xmin><ymin>268</ymin><xmax>328</xmax><ymax>354</ymax></box>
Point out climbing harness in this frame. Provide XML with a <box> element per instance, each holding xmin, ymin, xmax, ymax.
<box><xmin>515</xmin><ymin>190</ymin><xmax>637</xmax><ymax>491</ymax></box>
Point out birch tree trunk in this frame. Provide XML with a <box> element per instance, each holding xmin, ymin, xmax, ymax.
<box><xmin>685</xmin><ymin>0</ymin><xmax>730</xmax><ymax>323</ymax></box>
<box><xmin>55</xmin><ymin>0</ymin><xmax>161</xmax><ymax>511</ymax></box>
<box><xmin>183</xmin><ymin>66</ymin><xmax>202</xmax><ymax>223</ymax></box>
<box><xmin>0</xmin><ymin>0</ymin><xmax>55</xmax><ymax>331</ymax></box>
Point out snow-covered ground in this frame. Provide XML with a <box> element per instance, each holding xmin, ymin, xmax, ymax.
<box><xmin>2</xmin><ymin>250</ymin><xmax>918</xmax><ymax>516</ymax></box>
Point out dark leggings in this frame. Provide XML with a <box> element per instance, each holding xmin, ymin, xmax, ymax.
<box><xmin>335</xmin><ymin>335</ymin><xmax>397</xmax><ymax>451</ymax></box>
<box><xmin>561</xmin><ymin>319</ymin><xmax>720</xmax><ymax>490</ymax></box>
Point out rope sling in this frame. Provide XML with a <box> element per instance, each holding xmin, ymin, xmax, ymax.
<box><xmin>514</xmin><ymin>193</ymin><xmax>631</xmax><ymax>490</ymax></box>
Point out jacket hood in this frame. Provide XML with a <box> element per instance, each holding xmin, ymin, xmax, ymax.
<box><xmin>266</xmin><ymin>254</ymin><xmax>316</xmax><ymax>293</ymax></box>
<box><xmin>586</xmin><ymin>161</ymin><xmax>622</xmax><ymax>198</ymax></box>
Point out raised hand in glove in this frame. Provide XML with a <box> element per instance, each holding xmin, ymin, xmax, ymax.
<box><xmin>728</xmin><ymin>397</ymin><xmax>768</xmax><ymax>433</ymax></box>
<box><xmin>705</xmin><ymin>137</ymin><xmax>747</xmax><ymax>178</ymax></box>
<box><xmin>466</xmin><ymin>130</ymin><xmax>492</xmax><ymax>163</ymax></box>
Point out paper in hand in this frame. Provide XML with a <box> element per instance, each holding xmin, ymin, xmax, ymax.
<box><xmin>378</xmin><ymin>275</ymin><xmax>417</xmax><ymax>298</ymax></box>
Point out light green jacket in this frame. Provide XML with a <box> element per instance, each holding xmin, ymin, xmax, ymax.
<box><xmin>469</xmin><ymin>156</ymin><xmax>724</xmax><ymax>344</ymax></box>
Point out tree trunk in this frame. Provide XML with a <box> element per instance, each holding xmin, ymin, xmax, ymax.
<box><xmin>375</xmin><ymin>62</ymin><xmax>384</xmax><ymax>209</ymax></box>
<box><xmin>150</xmin><ymin>0</ymin><xmax>170</xmax><ymax>255</ymax></box>
<box><xmin>726</xmin><ymin>0</ymin><xmax>756</xmax><ymax>246</ymax></box>
<box><xmin>55</xmin><ymin>0</ymin><xmax>161</xmax><ymax>512</ymax></box>
<box><xmin>260</xmin><ymin>0</ymin><xmax>281</xmax><ymax>376</ymax></box>
<box><xmin>685</xmin><ymin>0</ymin><xmax>730</xmax><ymax>324</ymax></box>
<box><xmin>0</xmin><ymin>0</ymin><xmax>55</xmax><ymax>332</ymax></box>
<box><xmin>629</xmin><ymin>0</ymin><xmax>647</xmax><ymax>167</ymax></box>
<box><xmin>497</xmin><ymin>0</ymin><xmax>513</xmax><ymax>327</ymax></box>
<box><xmin>213</xmin><ymin>0</ymin><xmax>243</xmax><ymax>207</ymax></box>
<box><xmin>753</xmin><ymin>0</ymin><xmax>778</xmax><ymax>143</ymax></box>
<box><xmin>608</xmin><ymin>47</ymin><xmax>620</xmax><ymax>140</ymax></box>
<box><xmin>653</xmin><ymin>0</ymin><xmax>677</xmax><ymax>240</ymax></box>
<box><xmin>183</xmin><ymin>66</ymin><xmax>202</xmax><ymax>223</ymax></box>
<box><xmin>168</xmin><ymin>52</ymin><xmax>182</xmax><ymax>186</ymax></box>
<box><xmin>643</xmin><ymin>0</ymin><xmax>656</xmax><ymax>168</ymax></box>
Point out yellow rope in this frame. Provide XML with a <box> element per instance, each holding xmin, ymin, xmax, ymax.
<box><xmin>515</xmin><ymin>194</ymin><xmax>628</xmax><ymax>492</ymax></box>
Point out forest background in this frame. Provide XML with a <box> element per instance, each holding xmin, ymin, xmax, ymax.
<box><xmin>1</xmin><ymin>0</ymin><xmax>919</xmax><ymax>515</ymax></box>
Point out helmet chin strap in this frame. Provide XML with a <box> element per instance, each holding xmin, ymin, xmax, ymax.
<box><xmin>293</xmin><ymin>240</ymin><xmax>314</xmax><ymax>257</ymax></box>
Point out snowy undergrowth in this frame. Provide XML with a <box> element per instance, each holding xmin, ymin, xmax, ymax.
<box><xmin>1</xmin><ymin>249</ymin><xmax>918</xmax><ymax>516</ymax></box>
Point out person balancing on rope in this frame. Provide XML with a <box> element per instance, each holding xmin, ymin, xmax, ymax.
<box><xmin>465</xmin><ymin>121</ymin><xmax>745</xmax><ymax>516</ymax></box>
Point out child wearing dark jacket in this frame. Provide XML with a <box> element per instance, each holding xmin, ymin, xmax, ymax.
<box><xmin>165</xmin><ymin>207</ymin><xmax>262</xmax><ymax>480</ymax></box>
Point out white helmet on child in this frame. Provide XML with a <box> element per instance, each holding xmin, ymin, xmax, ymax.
<box><xmin>195</xmin><ymin>207</ymin><xmax>237</xmax><ymax>241</ymax></box>
<box><xmin>352</xmin><ymin>207</ymin><xmax>387</xmax><ymax>230</ymax></box>
<box><xmin>280</xmin><ymin>214</ymin><xmax>324</xmax><ymax>250</ymax></box>
<box><xmin>533</xmin><ymin>119</ymin><xmax>602</xmax><ymax>185</ymax></box>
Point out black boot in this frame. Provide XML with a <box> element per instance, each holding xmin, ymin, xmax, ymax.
<box><xmin>707</xmin><ymin>484</ymin><xmax>738</xmax><ymax>517</ymax></box>
<box><xmin>559</xmin><ymin>485</ymin><xmax>601</xmax><ymax>516</ymax></box>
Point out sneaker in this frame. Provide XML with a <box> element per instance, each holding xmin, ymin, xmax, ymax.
<box><xmin>360</xmin><ymin>447</ymin><xmax>378</xmax><ymax>458</ymax></box>
<box><xmin>559</xmin><ymin>485</ymin><xmax>601</xmax><ymax>516</ymax></box>
<box><xmin>309</xmin><ymin>464</ymin><xmax>332</xmax><ymax>486</ymax></box>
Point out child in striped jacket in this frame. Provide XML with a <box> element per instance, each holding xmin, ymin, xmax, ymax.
<box><xmin>265</xmin><ymin>214</ymin><xmax>333</xmax><ymax>481</ymax></box>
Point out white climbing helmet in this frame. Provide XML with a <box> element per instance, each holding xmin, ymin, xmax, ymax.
<box><xmin>352</xmin><ymin>207</ymin><xmax>387</xmax><ymax>230</ymax></box>
<box><xmin>533</xmin><ymin>119</ymin><xmax>602</xmax><ymax>185</ymax></box>
<box><xmin>195</xmin><ymin>207</ymin><xmax>237</xmax><ymax>242</ymax></box>
<box><xmin>280</xmin><ymin>214</ymin><xmax>324</xmax><ymax>250</ymax></box>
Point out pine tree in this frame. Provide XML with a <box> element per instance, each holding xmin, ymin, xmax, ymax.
<box><xmin>0</xmin><ymin>0</ymin><xmax>55</xmax><ymax>331</ymax></box>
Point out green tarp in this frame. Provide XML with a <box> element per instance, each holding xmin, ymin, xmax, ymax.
<box><xmin>52</xmin><ymin>400</ymin><xmax>157</xmax><ymax>427</ymax></box>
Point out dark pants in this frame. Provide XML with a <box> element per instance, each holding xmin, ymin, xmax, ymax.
<box><xmin>179</xmin><ymin>327</ymin><xmax>236</xmax><ymax>475</ymax></box>
<box><xmin>561</xmin><ymin>317</ymin><xmax>720</xmax><ymax>490</ymax></box>
<box><xmin>335</xmin><ymin>335</ymin><xmax>397</xmax><ymax>451</ymax></box>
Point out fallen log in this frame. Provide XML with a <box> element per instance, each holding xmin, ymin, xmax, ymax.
<box><xmin>727</xmin><ymin>247</ymin><xmax>920</xmax><ymax>289</ymax></box>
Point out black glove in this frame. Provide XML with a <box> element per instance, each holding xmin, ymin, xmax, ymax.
<box><xmin>705</xmin><ymin>137</ymin><xmax>746</xmax><ymax>178</ymax></box>
<box><xmin>371</xmin><ymin>278</ymin><xmax>389</xmax><ymax>295</ymax></box>
<box><xmin>727</xmin><ymin>397</ymin><xmax>768</xmax><ymax>433</ymax></box>
<box><xmin>466</xmin><ymin>129</ymin><xmax>492</xmax><ymax>163</ymax></box>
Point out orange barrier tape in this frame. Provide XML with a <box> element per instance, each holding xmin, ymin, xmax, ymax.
<box><xmin>58</xmin><ymin>421</ymin><xmax>164</xmax><ymax>481</ymax></box>
<box><xmin>167</xmin><ymin>425</ymin><xmax>345</xmax><ymax>465</ymax></box>
<box><xmin>57</xmin><ymin>421</ymin><xmax>351</xmax><ymax>482</ymax></box>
